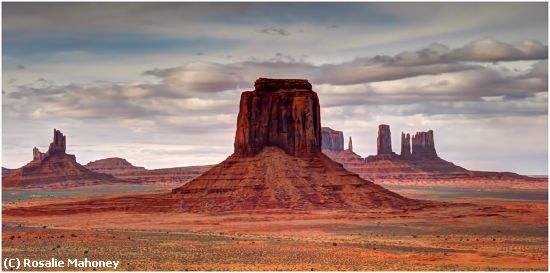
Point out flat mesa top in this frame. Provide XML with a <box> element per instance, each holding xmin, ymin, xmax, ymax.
<box><xmin>254</xmin><ymin>78</ymin><xmax>312</xmax><ymax>91</ymax></box>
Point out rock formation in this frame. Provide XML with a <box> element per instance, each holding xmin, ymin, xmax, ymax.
<box><xmin>321</xmin><ymin>127</ymin><xmax>344</xmax><ymax>157</ymax></box>
<box><xmin>3</xmin><ymin>129</ymin><xmax>122</xmax><ymax>189</ymax></box>
<box><xmin>171</xmin><ymin>78</ymin><xmax>427</xmax><ymax>212</ymax></box>
<box><xmin>400</xmin><ymin>132</ymin><xmax>411</xmax><ymax>159</ymax></box>
<box><xmin>47</xmin><ymin>129</ymin><xmax>67</xmax><ymax>155</ymax></box>
<box><xmin>377</xmin><ymin>124</ymin><xmax>393</xmax><ymax>154</ymax></box>
<box><xmin>332</xmin><ymin>135</ymin><xmax>364</xmax><ymax>168</ymax></box>
<box><xmin>84</xmin><ymin>158</ymin><xmax>214</xmax><ymax>186</ymax></box>
<box><xmin>411</xmin><ymin>130</ymin><xmax>438</xmax><ymax>160</ymax></box>
<box><xmin>3</xmin><ymin>79</ymin><xmax>439</xmax><ymax>216</ymax></box>
<box><xmin>85</xmin><ymin>157</ymin><xmax>146</xmax><ymax>174</ymax></box>
<box><xmin>2</xmin><ymin>167</ymin><xmax>15</xmax><ymax>177</ymax></box>
<box><xmin>328</xmin><ymin>125</ymin><xmax>545</xmax><ymax>190</ymax></box>
<box><xmin>32</xmin><ymin>147</ymin><xmax>46</xmax><ymax>161</ymax></box>
<box><xmin>366</xmin><ymin>125</ymin><xmax>399</xmax><ymax>162</ymax></box>
<box><xmin>234</xmin><ymin>78</ymin><xmax>321</xmax><ymax>157</ymax></box>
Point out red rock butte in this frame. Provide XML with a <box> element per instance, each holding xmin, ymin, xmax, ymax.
<box><xmin>234</xmin><ymin>78</ymin><xmax>321</xmax><ymax>157</ymax></box>
<box><xmin>3</xmin><ymin>129</ymin><xmax>120</xmax><ymax>189</ymax></box>
<box><xmin>170</xmin><ymin>78</ymin><xmax>433</xmax><ymax>212</ymax></box>
<box><xmin>323</xmin><ymin>124</ymin><xmax>546</xmax><ymax>189</ymax></box>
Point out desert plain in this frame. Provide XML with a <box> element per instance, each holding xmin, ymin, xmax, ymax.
<box><xmin>3</xmin><ymin>185</ymin><xmax>547</xmax><ymax>271</ymax></box>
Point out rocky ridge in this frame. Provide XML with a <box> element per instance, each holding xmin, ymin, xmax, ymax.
<box><xmin>3</xmin><ymin>129</ymin><xmax>122</xmax><ymax>189</ymax></box>
<box><xmin>322</xmin><ymin>125</ymin><xmax>547</xmax><ymax>190</ymax></box>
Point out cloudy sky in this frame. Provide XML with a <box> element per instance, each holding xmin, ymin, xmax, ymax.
<box><xmin>2</xmin><ymin>2</ymin><xmax>548</xmax><ymax>174</ymax></box>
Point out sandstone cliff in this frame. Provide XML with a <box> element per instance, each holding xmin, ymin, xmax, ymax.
<box><xmin>321</xmin><ymin>127</ymin><xmax>344</xmax><ymax>157</ymax></box>
<box><xmin>377</xmin><ymin>124</ymin><xmax>393</xmax><ymax>155</ymax></box>
<box><xmin>411</xmin><ymin>130</ymin><xmax>439</xmax><ymax>160</ymax></box>
<box><xmin>400</xmin><ymin>132</ymin><xmax>411</xmax><ymax>159</ymax></box>
<box><xmin>172</xmin><ymin>78</ymin><xmax>426</xmax><ymax>212</ymax></box>
<box><xmin>234</xmin><ymin>78</ymin><xmax>321</xmax><ymax>157</ymax></box>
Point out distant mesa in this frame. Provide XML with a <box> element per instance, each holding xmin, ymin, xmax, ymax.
<box><xmin>85</xmin><ymin>157</ymin><xmax>146</xmax><ymax>174</ymax></box>
<box><xmin>321</xmin><ymin>127</ymin><xmax>344</xmax><ymax>158</ymax></box>
<box><xmin>321</xmin><ymin>124</ymin><xmax>546</xmax><ymax>190</ymax></box>
<box><xmin>3</xmin><ymin>129</ymin><xmax>123</xmax><ymax>189</ymax></box>
<box><xmin>84</xmin><ymin>157</ymin><xmax>213</xmax><ymax>186</ymax></box>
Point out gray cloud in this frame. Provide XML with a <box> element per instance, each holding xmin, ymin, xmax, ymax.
<box><xmin>6</xmin><ymin>57</ymin><xmax>546</xmax><ymax>124</ymax></box>
<box><xmin>141</xmin><ymin>39</ymin><xmax>547</xmax><ymax>91</ymax></box>
<box><xmin>450</xmin><ymin>38</ymin><xmax>547</xmax><ymax>62</ymax></box>
<box><xmin>7</xmin><ymin>40</ymin><xmax>540</xmax><ymax>123</ymax></box>
<box><xmin>258</xmin><ymin>27</ymin><xmax>291</xmax><ymax>36</ymax></box>
<box><xmin>143</xmin><ymin>62</ymin><xmax>245</xmax><ymax>93</ymax></box>
<box><xmin>317</xmin><ymin>61</ymin><xmax>548</xmax><ymax>109</ymax></box>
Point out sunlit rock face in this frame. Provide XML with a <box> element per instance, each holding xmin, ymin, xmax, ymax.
<box><xmin>172</xmin><ymin>78</ymin><xmax>423</xmax><ymax>212</ymax></box>
<box><xmin>234</xmin><ymin>78</ymin><xmax>321</xmax><ymax>157</ymax></box>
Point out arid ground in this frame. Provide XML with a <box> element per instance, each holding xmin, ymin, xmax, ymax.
<box><xmin>2</xmin><ymin>185</ymin><xmax>547</xmax><ymax>271</ymax></box>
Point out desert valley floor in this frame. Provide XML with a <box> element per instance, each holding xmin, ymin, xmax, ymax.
<box><xmin>3</xmin><ymin>184</ymin><xmax>547</xmax><ymax>271</ymax></box>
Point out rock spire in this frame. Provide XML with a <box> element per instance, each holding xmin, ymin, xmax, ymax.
<box><xmin>400</xmin><ymin>132</ymin><xmax>411</xmax><ymax>159</ymax></box>
<box><xmin>377</xmin><ymin>124</ymin><xmax>393</xmax><ymax>155</ymax></box>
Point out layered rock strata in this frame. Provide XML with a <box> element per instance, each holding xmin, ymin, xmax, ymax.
<box><xmin>234</xmin><ymin>79</ymin><xmax>321</xmax><ymax>157</ymax></box>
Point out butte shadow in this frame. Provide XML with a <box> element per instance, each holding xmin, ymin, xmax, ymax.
<box><xmin>4</xmin><ymin>78</ymin><xmax>445</xmax><ymax>216</ymax></box>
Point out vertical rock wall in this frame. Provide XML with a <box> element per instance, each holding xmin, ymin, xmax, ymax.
<box><xmin>411</xmin><ymin>130</ymin><xmax>438</xmax><ymax>160</ymax></box>
<box><xmin>377</xmin><ymin>124</ymin><xmax>393</xmax><ymax>155</ymax></box>
<box><xmin>234</xmin><ymin>78</ymin><xmax>322</xmax><ymax>157</ymax></box>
